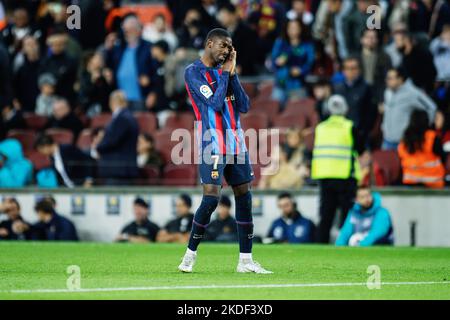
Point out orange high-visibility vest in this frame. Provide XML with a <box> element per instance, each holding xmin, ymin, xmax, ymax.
<box><xmin>398</xmin><ymin>130</ymin><xmax>445</xmax><ymax>188</ymax></box>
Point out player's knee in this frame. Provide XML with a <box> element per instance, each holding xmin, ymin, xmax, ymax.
<box><xmin>200</xmin><ymin>195</ymin><xmax>220</xmax><ymax>214</ymax></box>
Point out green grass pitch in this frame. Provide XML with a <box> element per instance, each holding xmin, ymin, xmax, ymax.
<box><xmin>0</xmin><ymin>242</ymin><xmax>449</xmax><ymax>300</ymax></box>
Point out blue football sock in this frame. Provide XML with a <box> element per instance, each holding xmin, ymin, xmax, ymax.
<box><xmin>187</xmin><ymin>195</ymin><xmax>219</xmax><ymax>251</ymax></box>
<box><xmin>235</xmin><ymin>192</ymin><xmax>254</xmax><ymax>254</ymax></box>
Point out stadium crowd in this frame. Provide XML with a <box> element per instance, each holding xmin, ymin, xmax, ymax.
<box><xmin>0</xmin><ymin>0</ymin><xmax>449</xmax><ymax>189</ymax></box>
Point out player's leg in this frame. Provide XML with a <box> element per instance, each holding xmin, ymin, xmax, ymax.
<box><xmin>226</xmin><ymin>153</ymin><xmax>272</xmax><ymax>274</ymax></box>
<box><xmin>178</xmin><ymin>184</ymin><xmax>220</xmax><ymax>273</ymax></box>
<box><xmin>179</xmin><ymin>154</ymin><xmax>224</xmax><ymax>273</ymax></box>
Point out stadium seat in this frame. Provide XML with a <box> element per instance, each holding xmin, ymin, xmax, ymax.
<box><xmin>272</xmin><ymin>112</ymin><xmax>307</xmax><ymax>130</ymax></box>
<box><xmin>162</xmin><ymin>164</ymin><xmax>197</xmax><ymax>186</ymax></box>
<box><xmin>134</xmin><ymin>112</ymin><xmax>158</xmax><ymax>134</ymax></box>
<box><xmin>27</xmin><ymin>151</ymin><xmax>51</xmax><ymax>171</ymax></box>
<box><xmin>137</xmin><ymin>165</ymin><xmax>160</xmax><ymax>185</ymax></box>
<box><xmin>371</xmin><ymin>150</ymin><xmax>402</xmax><ymax>186</ymax></box>
<box><xmin>256</xmin><ymin>81</ymin><xmax>274</xmax><ymax>100</ymax></box>
<box><xmin>7</xmin><ymin>129</ymin><xmax>36</xmax><ymax>151</ymax></box>
<box><xmin>23</xmin><ymin>113</ymin><xmax>48</xmax><ymax>131</ymax></box>
<box><xmin>241</xmin><ymin>82</ymin><xmax>257</xmax><ymax>99</ymax></box>
<box><xmin>240</xmin><ymin>111</ymin><xmax>269</xmax><ymax>132</ymax></box>
<box><xmin>76</xmin><ymin>129</ymin><xmax>93</xmax><ymax>151</ymax></box>
<box><xmin>45</xmin><ymin>128</ymin><xmax>74</xmax><ymax>144</ymax></box>
<box><xmin>250</xmin><ymin>98</ymin><xmax>280</xmax><ymax>123</ymax></box>
<box><xmin>90</xmin><ymin>113</ymin><xmax>112</xmax><ymax>129</ymax></box>
<box><xmin>303</xmin><ymin>130</ymin><xmax>315</xmax><ymax>151</ymax></box>
<box><xmin>284</xmin><ymin>98</ymin><xmax>319</xmax><ymax>128</ymax></box>
<box><xmin>154</xmin><ymin>128</ymin><xmax>192</xmax><ymax>163</ymax></box>
<box><xmin>164</xmin><ymin>112</ymin><xmax>195</xmax><ymax>130</ymax></box>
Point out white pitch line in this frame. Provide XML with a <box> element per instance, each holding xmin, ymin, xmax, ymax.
<box><xmin>3</xmin><ymin>281</ymin><xmax>449</xmax><ymax>294</ymax></box>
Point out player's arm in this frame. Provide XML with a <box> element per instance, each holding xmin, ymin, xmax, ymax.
<box><xmin>230</xmin><ymin>74</ymin><xmax>250</xmax><ymax>113</ymax></box>
<box><xmin>185</xmin><ymin>67</ymin><xmax>230</xmax><ymax>112</ymax></box>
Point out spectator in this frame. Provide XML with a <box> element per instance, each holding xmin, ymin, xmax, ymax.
<box><xmin>359</xmin><ymin>29</ymin><xmax>392</xmax><ymax>104</ymax></box>
<box><xmin>336</xmin><ymin>186</ymin><xmax>394</xmax><ymax>246</ymax></box>
<box><xmin>286</xmin><ymin>0</ymin><xmax>314</xmax><ymax>26</ymax></box>
<box><xmin>334</xmin><ymin>56</ymin><xmax>376</xmax><ymax>142</ymax></box>
<box><xmin>384</xmin><ymin>22</ymin><xmax>408</xmax><ymax>68</ymax></box>
<box><xmin>78</xmin><ymin>51</ymin><xmax>114</xmax><ymax>117</ymax></box>
<box><xmin>176</xmin><ymin>7</ymin><xmax>208</xmax><ymax>51</ymax></box>
<box><xmin>266</xmin><ymin>192</ymin><xmax>315</xmax><ymax>244</ymax></box>
<box><xmin>259</xmin><ymin>145</ymin><xmax>306</xmax><ymax>189</ymax></box>
<box><xmin>205</xmin><ymin>195</ymin><xmax>238</xmax><ymax>242</ymax></box>
<box><xmin>116</xmin><ymin>197</ymin><xmax>160</xmax><ymax>243</ymax></box>
<box><xmin>1</xmin><ymin>103</ymin><xmax>26</xmax><ymax>132</ymax></box>
<box><xmin>39</xmin><ymin>31</ymin><xmax>78</xmax><ymax>102</ymax></box>
<box><xmin>147</xmin><ymin>40</ymin><xmax>171</xmax><ymax>115</ymax></box>
<box><xmin>0</xmin><ymin>43</ymin><xmax>12</xmax><ymax>111</ymax></box>
<box><xmin>312</xmin><ymin>77</ymin><xmax>333</xmax><ymax>121</ymax></box>
<box><xmin>0</xmin><ymin>139</ymin><xmax>33</xmax><ymax>188</ymax></box>
<box><xmin>35</xmin><ymin>135</ymin><xmax>95</xmax><ymax>188</ymax></box>
<box><xmin>157</xmin><ymin>194</ymin><xmax>194</xmax><ymax>244</ymax></box>
<box><xmin>94</xmin><ymin>90</ymin><xmax>139</xmax><ymax>185</ymax></box>
<box><xmin>381</xmin><ymin>67</ymin><xmax>437</xmax><ymax>150</ymax></box>
<box><xmin>12</xmin><ymin>35</ymin><xmax>41</xmax><ymax>112</ymax></box>
<box><xmin>0</xmin><ymin>197</ymin><xmax>31</xmax><ymax>240</ymax></box>
<box><xmin>1</xmin><ymin>7</ymin><xmax>41</xmax><ymax>58</ymax></box>
<box><xmin>430</xmin><ymin>24</ymin><xmax>450</xmax><ymax>80</ymax></box>
<box><xmin>35</xmin><ymin>73</ymin><xmax>57</xmax><ymax>117</ymax></box>
<box><xmin>271</xmin><ymin>18</ymin><xmax>315</xmax><ymax>105</ymax></box>
<box><xmin>106</xmin><ymin>14</ymin><xmax>155</xmax><ymax>111</ymax></box>
<box><xmin>142</xmin><ymin>13</ymin><xmax>178</xmax><ymax>52</ymax></box>
<box><xmin>32</xmin><ymin>199</ymin><xmax>78</xmax><ymax>241</ymax></box>
<box><xmin>283</xmin><ymin>127</ymin><xmax>310</xmax><ymax>169</ymax></box>
<box><xmin>137</xmin><ymin>133</ymin><xmax>164</xmax><ymax>169</ymax></box>
<box><xmin>398</xmin><ymin>110</ymin><xmax>446</xmax><ymax>188</ymax></box>
<box><xmin>341</xmin><ymin>0</ymin><xmax>376</xmax><ymax>56</ymax></box>
<box><xmin>217</xmin><ymin>3</ymin><xmax>259</xmax><ymax>76</ymax></box>
<box><xmin>46</xmin><ymin>98</ymin><xmax>84</xmax><ymax>141</ymax></box>
<box><xmin>394</xmin><ymin>31</ymin><xmax>437</xmax><ymax>93</ymax></box>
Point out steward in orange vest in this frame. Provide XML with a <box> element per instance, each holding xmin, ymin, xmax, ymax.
<box><xmin>398</xmin><ymin>130</ymin><xmax>445</xmax><ymax>188</ymax></box>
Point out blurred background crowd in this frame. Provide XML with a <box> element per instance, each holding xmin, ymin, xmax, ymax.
<box><xmin>0</xmin><ymin>0</ymin><xmax>449</xmax><ymax>189</ymax></box>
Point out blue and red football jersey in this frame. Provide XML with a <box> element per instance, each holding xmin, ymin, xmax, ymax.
<box><xmin>184</xmin><ymin>59</ymin><xmax>250</xmax><ymax>156</ymax></box>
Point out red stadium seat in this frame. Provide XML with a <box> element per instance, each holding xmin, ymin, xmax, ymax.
<box><xmin>256</xmin><ymin>81</ymin><xmax>274</xmax><ymax>100</ymax></box>
<box><xmin>284</xmin><ymin>98</ymin><xmax>319</xmax><ymax>128</ymax></box>
<box><xmin>137</xmin><ymin>165</ymin><xmax>160</xmax><ymax>185</ymax></box>
<box><xmin>27</xmin><ymin>151</ymin><xmax>51</xmax><ymax>171</ymax></box>
<box><xmin>76</xmin><ymin>128</ymin><xmax>93</xmax><ymax>151</ymax></box>
<box><xmin>162</xmin><ymin>164</ymin><xmax>197</xmax><ymax>186</ymax></box>
<box><xmin>273</xmin><ymin>112</ymin><xmax>307</xmax><ymax>130</ymax></box>
<box><xmin>154</xmin><ymin>128</ymin><xmax>192</xmax><ymax>164</ymax></box>
<box><xmin>7</xmin><ymin>129</ymin><xmax>36</xmax><ymax>151</ymax></box>
<box><xmin>23</xmin><ymin>113</ymin><xmax>48</xmax><ymax>131</ymax></box>
<box><xmin>371</xmin><ymin>150</ymin><xmax>402</xmax><ymax>186</ymax></box>
<box><xmin>240</xmin><ymin>111</ymin><xmax>269</xmax><ymax>132</ymax></box>
<box><xmin>90</xmin><ymin>113</ymin><xmax>112</xmax><ymax>129</ymax></box>
<box><xmin>134</xmin><ymin>112</ymin><xmax>158</xmax><ymax>134</ymax></box>
<box><xmin>164</xmin><ymin>112</ymin><xmax>195</xmax><ymax>130</ymax></box>
<box><xmin>250</xmin><ymin>98</ymin><xmax>280</xmax><ymax>123</ymax></box>
<box><xmin>241</xmin><ymin>82</ymin><xmax>257</xmax><ymax>99</ymax></box>
<box><xmin>303</xmin><ymin>130</ymin><xmax>315</xmax><ymax>151</ymax></box>
<box><xmin>45</xmin><ymin>128</ymin><xmax>74</xmax><ymax>144</ymax></box>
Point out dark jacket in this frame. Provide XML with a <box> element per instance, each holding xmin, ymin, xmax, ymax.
<box><xmin>97</xmin><ymin>108</ymin><xmax>139</xmax><ymax>179</ymax></box>
<box><xmin>267</xmin><ymin>210</ymin><xmax>315</xmax><ymax>244</ymax></box>
<box><xmin>205</xmin><ymin>215</ymin><xmax>238</xmax><ymax>242</ymax></box>
<box><xmin>46</xmin><ymin>112</ymin><xmax>84</xmax><ymax>142</ymax></box>
<box><xmin>0</xmin><ymin>216</ymin><xmax>31</xmax><ymax>240</ymax></box>
<box><xmin>32</xmin><ymin>212</ymin><xmax>79</xmax><ymax>241</ymax></box>
<box><xmin>39</xmin><ymin>52</ymin><xmax>78</xmax><ymax>102</ymax></box>
<box><xmin>229</xmin><ymin>21</ymin><xmax>259</xmax><ymax>76</ymax></box>
<box><xmin>105</xmin><ymin>39</ymin><xmax>156</xmax><ymax>98</ymax></box>
<box><xmin>51</xmin><ymin>144</ymin><xmax>96</xmax><ymax>186</ymax></box>
<box><xmin>333</xmin><ymin>76</ymin><xmax>376</xmax><ymax>141</ymax></box>
<box><xmin>13</xmin><ymin>57</ymin><xmax>41</xmax><ymax>112</ymax></box>
<box><xmin>401</xmin><ymin>45</ymin><xmax>437</xmax><ymax>94</ymax></box>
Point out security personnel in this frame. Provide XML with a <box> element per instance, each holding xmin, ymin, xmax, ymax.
<box><xmin>311</xmin><ymin>95</ymin><xmax>365</xmax><ymax>243</ymax></box>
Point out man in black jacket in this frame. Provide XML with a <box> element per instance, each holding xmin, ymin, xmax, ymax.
<box><xmin>93</xmin><ymin>90</ymin><xmax>139</xmax><ymax>185</ymax></box>
<box><xmin>0</xmin><ymin>197</ymin><xmax>31</xmax><ymax>241</ymax></box>
<box><xmin>46</xmin><ymin>98</ymin><xmax>84</xmax><ymax>141</ymax></box>
<box><xmin>35</xmin><ymin>134</ymin><xmax>95</xmax><ymax>187</ymax></box>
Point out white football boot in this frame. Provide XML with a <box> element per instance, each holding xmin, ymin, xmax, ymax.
<box><xmin>178</xmin><ymin>252</ymin><xmax>196</xmax><ymax>273</ymax></box>
<box><xmin>236</xmin><ymin>259</ymin><xmax>273</xmax><ymax>274</ymax></box>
